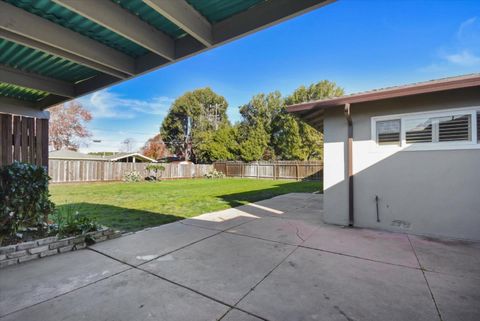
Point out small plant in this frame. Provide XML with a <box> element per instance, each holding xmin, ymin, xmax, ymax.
<box><xmin>145</xmin><ymin>164</ymin><xmax>165</xmax><ymax>181</ymax></box>
<box><xmin>0</xmin><ymin>162</ymin><xmax>55</xmax><ymax>245</ymax></box>
<box><xmin>123</xmin><ymin>171</ymin><xmax>142</xmax><ymax>182</ymax></box>
<box><xmin>204</xmin><ymin>169</ymin><xmax>226</xmax><ymax>179</ymax></box>
<box><xmin>50</xmin><ymin>205</ymin><xmax>99</xmax><ymax>238</ymax></box>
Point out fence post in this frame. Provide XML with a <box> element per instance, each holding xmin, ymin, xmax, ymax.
<box><xmin>225</xmin><ymin>163</ymin><xmax>229</xmax><ymax>177</ymax></box>
<box><xmin>296</xmin><ymin>164</ymin><xmax>300</xmax><ymax>181</ymax></box>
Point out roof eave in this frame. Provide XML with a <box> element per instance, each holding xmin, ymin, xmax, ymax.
<box><xmin>287</xmin><ymin>75</ymin><xmax>480</xmax><ymax>114</ymax></box>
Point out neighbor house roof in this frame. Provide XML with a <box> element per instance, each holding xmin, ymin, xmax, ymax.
<box><xmin>0</xmin><ymin>0</ymin><xmax>334</xmax><ymax>112</ymax></box>
<box><xmin>49</xmin><ymin>150</ymin><xmax>156</xmax><ymax>162</ymax></box>
<box><xmin>105</xmin><ymin>152</ymin><xmax>157</xmax><ymax>163</ymax></box>
<box><xmin>49</xmin><ymin>150</ymin><xmax>104</xmax><ymax>160</ymax></box>
<box><xmin>287</xmin><ymin>74</ymin><xmax>480</xmax><ymax>130</ymax></box>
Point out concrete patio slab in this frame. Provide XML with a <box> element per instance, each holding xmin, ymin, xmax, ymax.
<box><xmin>227</xmin><ymin>216</ymin><xmax>317</xmax><ymax>245</ymax></box>
<box><xmin>251</xmin><ymin>196</ymin><xmax>310</xmax><ymax>213</ymax></box>
<box><xmin>425</xmin><ymin>271</ymin><xmax>480</xmax><ymax>321</ymax></box>
<box><xmin>181</xmin><ymin>208</ymin><xmax>258</xmax><ymax>231</ymax></box>
<box><xmin>0</xmin><ymin>250</ymin><xmax>128</xmax><ymax>317</ymax></box>
<box><xmin>221</xmin><ymin>309</ymin><xmax>263</xmax><ymax>321</ymax></box>
<box><xmin>409</xmin><ymin>235</ymin><xmax>480</xmax><ymax>279</ymax></box>
<box><xmin>142</xmin><ymin>232</ymin><xmax>295</xmax><ymax>305</ymax></box>
<box><xmin>90</xmin><ymin>221</ymin><xmax>218</xmax><ymax>266</ymax></box>
<box><xmin>275</xmin><ymin>192</ymin><xmax>321</xmax><ymax>201</ymax></box>
<box><xmin>276</xmin><ymin>207</ymin><xmax>324</xmax><ymax>225</ymax></box>
<box><xmin>1</xmin><ymin>269</ymin><xmax>229</xmax><ymax>321</ymax></box>
<box><xmin>237</xmin><ymin>247</ymin><xmax>439</xmax><ymax>321</ymax></box>
<box><xmin>302</xmin><ymin>225</ymin><xmax>420</xmax><ymax>268</ymax></box>
<box><xmin>1</xmin><ymin>193</ymin><xmax>478</xmax><ymax>321</ymax></box>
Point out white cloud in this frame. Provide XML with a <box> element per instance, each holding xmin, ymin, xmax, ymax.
<box><xmin>444</xmin><ymin>50</ymin><xmax>480</xmax><ymax>66</ymax></box>
<box><xmin>78</xmin><ymin>90</ymin><xmax>173</xmax><ymax>119</ymax></box>
<box><xmin>419</xmin><ymin>17</ymin><xmax>480</xmax><ymax>72</ymax></box>
<box><xmin>457</xmin><ymin>17</ymin><xmax>477</xmax><ymax>39</ymax></box>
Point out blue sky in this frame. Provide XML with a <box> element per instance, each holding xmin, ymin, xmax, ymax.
<box><xmin>78</xmin><ymin>0</ymin><xmax>480</xmax><ymax>152</ymax></box>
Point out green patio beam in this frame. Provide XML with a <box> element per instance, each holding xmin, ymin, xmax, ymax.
<box><xmin>0</xmin><ymin>1</ymin><xmax>135</xmax><ymax>78</ymax></box>
<box><xmin>53</xmin><ymin>0</ymin><xmax>175</xmax><ymax>61</ymax></box>
<box><xmin>143</xmin><ymin>0</ymin><xmax>214</xmax><ymax>47</ymax></box>
<box><xmin>0</xmin><ymin>65</ymin><xmax>75</xmax><ymax>98</ymax></box>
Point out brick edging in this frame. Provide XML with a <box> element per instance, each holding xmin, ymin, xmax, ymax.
<box><xmin>0</xmin><ymin>228</ymin><xmax>121</xmax><ymax>268</ymax></box>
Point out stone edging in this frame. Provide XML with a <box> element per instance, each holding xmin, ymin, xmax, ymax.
<box><xmin>0</xmin><ymin>228</ymin><xmax>121</xmax><ymax>269</ymax></box>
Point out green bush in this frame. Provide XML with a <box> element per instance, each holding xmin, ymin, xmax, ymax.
<box><xmin>204</xmin><ymin>169</ymin><xmax>226</xmax><ymax>179</ymax></box>
<box><xmin>0</xmin><ymin>162</ymin><xmax>55</xmax><ymax>245</ymax></box>
<box><xmin>50</xmin><ymin>205</ymin><xmax>99</xmax><ymax>238</ymax></box>
<box><xmin>145</xmin><ymin>164</ymin><xmax>166</xmax><ymax>181</ymax></box>
<box><xmin>123</xmin><ymin>171</ymin><xmax>142</xmax><ymax>182</ymax></box>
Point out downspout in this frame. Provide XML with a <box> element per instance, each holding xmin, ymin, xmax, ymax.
<box><xmin>344</xmin><ymin>103</ymin><xmax>354</xmax><ymax>227</ymax></box>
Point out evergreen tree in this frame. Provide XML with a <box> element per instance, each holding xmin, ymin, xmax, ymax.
<box><xmin>194</xmin><ymin>124</ymin><xmax>238</xmax><ymax>163</ymax></box>
<box><xmin>160</xmin><ymin>88</ymin><xmax>229</xmax><ymax>162</ymax></box>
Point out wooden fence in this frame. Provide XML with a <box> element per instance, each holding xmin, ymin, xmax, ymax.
<box><xmin>213</xmin><ymin>161</ymin><xmax>323</xmax><ymax>180</ymax></box>
<box><xmin>0</xmin><ymin>113</ymin><xmax>48</xmax><ymax>167</ymax></box>
<box><xmin>49</xmin><ymin>160</ymin><xmax>213</xmax><ymax>183</ymax></box>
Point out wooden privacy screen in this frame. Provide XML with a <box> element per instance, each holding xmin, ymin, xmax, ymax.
<box><xmin>0</xmin><ymin>113</ymin><xmax>49</xmax><ymax>168</ymax></box>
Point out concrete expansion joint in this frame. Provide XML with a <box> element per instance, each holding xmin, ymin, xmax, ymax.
<box><xmin>407</xmin><ymin>235</ymin><xmax>443</xmax><ymax>321</ymax></box>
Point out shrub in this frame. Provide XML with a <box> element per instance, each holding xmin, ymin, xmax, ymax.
<box><xmin>0</xmin><ymin>162</ymin><xmax>55</xmax><ymax>245</ymax></box>
<box><xmin>123</xmin><ymin>171</ymin><xmax>142</xmax><ymax>182</ymax></box>
<box><xmin>50</xmin><ymin>205</ymin><xmax>99</xmax><ymax>238</ymax></box>
<box><xmin>145</xmin><ymin>164</ymin><xmax>165</xmax><ymax>181</ymax></box>
<box><xmin>204</xmin><ymin>169</ymin><xmax>226</xmax><ymax>179</ymax></box>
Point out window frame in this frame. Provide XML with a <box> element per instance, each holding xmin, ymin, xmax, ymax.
<box><xmin>371</xmin><ymin>107</ymin><xmax>480</xmax><ymax>151</ymax></box>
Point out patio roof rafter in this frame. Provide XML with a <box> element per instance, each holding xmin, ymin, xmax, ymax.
<box><xmin>144</xmin><ymin>0</ymin><xmax>214</xmax><ymax>47</ymax></box>
<box><xmin>0</xmin><ymin>1</ymin><xmax>135</xmax><ymax>78</ymax></box>
<box><xmin>52</xmin><ymin>0</ymin><xmax>175</xmax><ymax>61</ymax></box>
<box><xmin>0</xmin><ymin>65</ymin><xmax>75</xmax><ymax>98</ymax></box>
<box><xmin>0</xmin><ymin>0</ymin><xmax>335</xmax><ymax>110</ymax></box>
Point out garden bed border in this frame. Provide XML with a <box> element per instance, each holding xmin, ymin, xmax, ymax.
<box><xmin>0</xmin><ymin>228</ymin><xmax>121</xmax><ymax>268</ymax></box>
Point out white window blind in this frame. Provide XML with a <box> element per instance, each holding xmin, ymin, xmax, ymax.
<box><xmin>373</xmin><ymin>108</ymin><xmax>479</xmax><ymax>149</ymax></box>
<box><xmin>438</xmin><ymin>114</ymin><xmax>471</xmax><ymax>142</ymax></box>
<box><xmin>405</xmin><ymin>117</ymin><xmax>433</xmax><ymax>143</ymax></box>
<box><xmin>376</xmin><ymin>119</ymin><xmax>400</xmax><ymax>145</ymax></box>
<box><xmin>477</xmin><ymin>111</ymin><xmax>480</xmax><ymax>143</ymax></box>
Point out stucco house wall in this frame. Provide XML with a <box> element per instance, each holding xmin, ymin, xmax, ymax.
<box><xmin>323</xmin><ymin>87</ymin><xmax>480</xmax><ymax>241</ymax></box>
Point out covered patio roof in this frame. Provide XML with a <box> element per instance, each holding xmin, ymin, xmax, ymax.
<box><xmin>0</xmin><ymin>0</ymin><xmax>334</xmax><ymax>115</ymax></box>
<box><xmin>287</xmin><ymin>73</ymin><xmax>480</xmax><ymax>131</ymax></box>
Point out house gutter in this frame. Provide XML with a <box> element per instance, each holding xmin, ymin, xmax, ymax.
<box><xmin>344</xmin><ymin>103</ymin><xmax>354</xmax><ymax>227</ymax></box>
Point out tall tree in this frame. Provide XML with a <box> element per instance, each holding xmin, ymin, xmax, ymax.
<box><xmin>238</xmin><ymin>122</ymin><xmax>269</xmax><ymax>162</ymax></box>
<box><xmin>161</xmin><ymin>88</ymin><xmax>229</xmax><ymax>162</ymax></box>
<box><xmin>285</xmin><ymin>80</ymin><xmax>344</xmax><ymax>105</ymax></box>
<box><xmin>236</xmin><ymin>80</ymin><xmax>344</xmax><ymax>161</ymax></box>
<box><xmin>141</xmin><ymin>134</ymin><xmax>171</xmax><ymax>160</ymax></box>
<box><xmin>237</xmin><ymin>92</ymin><xmax>283</xmax><ymax>161</ymax></box>
<box><xmin>281</xmin><ymin>80</ymin><xmax>345</xmax><ymax>160</ymax></box>
<box><xmin>49</xmin><ymin>101</ymin><xmax>92</xmax><ymax>151</ymax></box>
<box><xmin>194</xmin><ymin>124</ymin><xmax>238</xmax><ymax>163</ymax></box>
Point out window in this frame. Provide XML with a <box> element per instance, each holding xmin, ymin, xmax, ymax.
<box><xmin>377</xmin><ymin>119</ymin><xmax>400</xmax><ymax>145</ymax></box>
<box><xmin>372</xmin><ymin>108</ymin><xmax>479</xmax><ymax>150</ymax></box>
<box><xmin>405</xmin><ymin>117</ymin><xmax>432</xmax><ymax>143</ymax></box>
<box><xmin>438</xmin><ymin>114</ymin><xmax>470</xmax><ymax>142</ymax></box>
<box><xmin>477</xmin><ymin>111</ymin><xmax>480</xmax><ymax>143</ymax></box>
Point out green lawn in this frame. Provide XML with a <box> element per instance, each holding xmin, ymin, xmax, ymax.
<box><xmin>50</xmin><ymin>178</ymin><xmax>321</xmax><ymax>232</ymax></box>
